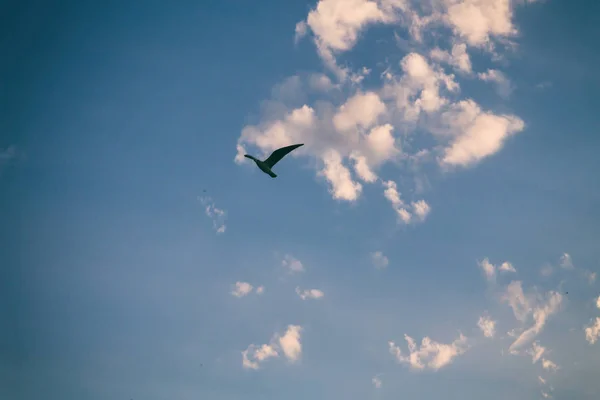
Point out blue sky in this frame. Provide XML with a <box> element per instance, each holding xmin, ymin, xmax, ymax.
<box><xmin>2</xmin><ymin>0</ymin><xmax>600</xmax><ymax>399</ymax></box>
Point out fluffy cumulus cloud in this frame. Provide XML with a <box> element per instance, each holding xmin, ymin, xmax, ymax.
<box><xmin>585</xmin><ymin>318</ymin><xmax>600</xmax><ymax>345</ymax></box>
<box><xmin>198</xmin><ymin>196</ymin><xmax>227</xmax><ymax>234</ymax></box>
<box><xmin>235</xmin><ymin>0</ymin><xmax>535</xmax><ymax>223</ymax></box>
<box><xmin>389</xmin><ymin>332</ymin><xmax>468</xmax><ymax>371</ymax></box>
<box><xmin>242</xmin><ymin>325</ymin><xmax>303</xmax><ymax>369</ymax></box>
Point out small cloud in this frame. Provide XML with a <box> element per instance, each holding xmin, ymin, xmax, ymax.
<box><xmin>538</xmin><ymin>376</ymin><xmax>546</xmax><ymax>385</ymax></box>
<box><xmin>198</xmin><ymin>196</ymin><xmax>227</xmax><ymax>234</ymax></box>
<box><xmin>526</xmin><ymin>341</ymin><xmax>546</xmax><ymax>364</ymax></box>
<box><xmin>371</xmin><ymin>376</ymin><xmax>382</xmax><ymax>389</ymax></box>
<box><xmin>559</xmin><ymin>253</ymin><xmax>574</xmax><ymax>269</ymax></box>
<box><xmin>296</xmin><ymin>287</ymin><xmax>324</xmax><ymax>300</ymax></box>
<box><xmin>585</xmin><ymin>317</ymin><xmax>600</xmax><ymax>344</ymax></box>
<box><xmin>585</xmin><ymin>271</ymin><xmax>596</xmax><ymax>284</ymax></box>
<box><xmin>242</xmin><ymin>344</ymin><xmax>279</xmax><ymax>370</ymax></box>
<box><xmin>478</xmin><ymin>69</ymin><xmax>513</xmax><ymax>98</ymax></box>
<box><xmin>535</xmin><ymin>81</ymin><xmax>552</xmax><ymax>90</ymax></box>
<box><xmin>277</xmin><ymin>325</ymin><xmax>303</xmax><ymax>362</ymax></box>
<box><xmin>231</xmin><ymin>282</ymin><xmax>264</xmax><ymax>297</ymax></box>
<box><xmin>389</xmin><ymin>333</ymin><xmax>468</xmax><ymax>371</ymax></box>
<box><xmin>478</xmin><ymin>258</ymin><xmax>516</xmax><ymax>282</ymax></box>
<box><xmin>499</xmin><ymin>262</ymin><xmax>516</xmax><ymax>273</ymax></box>
<box><xmin>596</xmin><ymin>295</ymin><xmax>600</xmax><ymax>309</ymax></box>
<box><xmin>282</xmin><ymin>254</ymin><xmax>305</xmax><ymax>273</ymax></box>
<box><xmin>231</xmin><ymin>282</ymin><xmax>254</xmax><ymax>298</ymax></box>
<box><xmin>0</xmin><ymin>145</ymin><xmax>18</xmax><ymax>174</ymax></box>
<box><xmin>477</xmin><ymin>315</ymin><xmax>496</xmax><ymax>338</ymax></box>
<box><xmin>241</xmin><ymin>325</ymin><xmax>303</xmax><ymax>369</ymax></box>
<box><xmin>371</xmin><ymin>251</ymin><xmax>389</xmax><ymax>269</ymax></box>
<box><xmin>508</xmin><ymin>289</ymin><xmax>563</xmax><ymax>352</ymax></box>
<box><xmin>541</xmin><ymin>358</ymin><xmax>559</xmax><ymax>371</ymax></box>
<box><xmin>478</xmin><ymin>258</ymin><xmax>496</xmax><ymax>281</ymax></box>
<box><xmin>540</xmin><ymin>264</ymin><xmax>553</xmax><ymax>277</ymax></box>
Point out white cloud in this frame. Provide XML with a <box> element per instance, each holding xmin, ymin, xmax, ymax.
<box><xmin>382</xmin><ymin>180</ymin><xmax>430</xmax><ymax>224</ymax></box>
<box><xmin>277</xmin><ymin>325</ymin><xmax>303</xmax><ymax>362</ymax></box>
<box><xmin>596</xmin><ymin>295</ymin><xmax>600</xmax><ymax>309</ymax></box>
<box><xmin>478</xmin><ymin>69</ymin><xmax>513</xmax><ymax>98</ymax></box>
<box><xmin>526</xmin><ymin>341</ymin><xmax>546</xmax><ymax>364</ymax></box>
<box><xmin>498</xmin><ymin>261</ymin><xmax>516</xmax><ymax>273</ymax></box>
<box><xmin>198</xmin><ymin>196</ymin><xmax>227</xmax><ymax>234</ymax></box>
<box><xmin>371</xmin><ymin>251</ymin><xmax>389</xmax><ymax>269</ymax></box>
<box><xmin>235</xmin><ymin>0</ymin><xmax>535</xmax><ymax>217</ymax></box>
<box><xmin>502</xmin><ymin>281</ymin><xmax>532</xmax><ymax>323</ymax></box>
<box><xmin>320</xmin><ymin>149</ymin><xmax>363</xmax><ymax>201</ymax></box>
<box><xmin>297</xmin><ymin>0</ymin><xmax>406</xmax><ymax>79</ymax></box>
<box><xmin>411</xmin><ymin>199</ymin><xmax>431</xmax><ymax>221</ymax></box>
<box><xmin>231</xmin><ymin>282</ymin><xmax>254</xmax><ymax>298</ymax></box>
<box><xmin>477</xmin><ymin>315</ymin><xmax>496</xmax><ymax>338</ymax></box>
<box><xmin>389</xmin><ymin>332</ymin><xmax>468</xmax><ymax>371</ymax></box>
<box><xmin>478</xmin><ymin>258</ymin><xmax>497</xmax><ymax>281</ymax></box>
<box><xmin>559</xmin><ymin>253</ymin><xmax>574</xmax><ymax>269</ymax></box>
<box><xmin>478</xmin><ymin>258</ymin><xmax>516</xmax><ymax>281</ymax></box>
<box><xmin>350</xmin><ymin>153</ymin><xmax>378</xmax><ymax>183</ymax></box>
<box><xmin>508</xmin><ymin>289</ymin><xmax>563</xmax><ymax>352</ymax></box>
<box><xmin>333</xmin><ymin>91</ymin><xmax>386</xmax><ymax>132</ymax></box>
<box><xmin>282</xmin><ymin>254</ymin><xmax>305</xmax><ymax>273</ymax></box>
<box><xmin>382</xmin><ymin>52</ymin><xmax>458</xmax><ymax>121</ymax></box>
<box><xmin>242</xmin><ymin>343</ymin><xmax>279</xmax><ymax>370</ymax></box>
<box><xmin>438</xmin><ymin>100</ymin><xmax>525</xmax><ymax>168</ymax></box>
<box><xmin>296</xmin><ymin>287</ymin><xmax>325</xmax><ymax>300</ymax></box>
<box><xmin>585</xmin><ymin>318</ymin><xmax>600</xmax><ymax>345</ymax></box>
<box><xmin>231</xmin><ymin>282</ymin><xmax>264</xmax><ymax>297</ymax></box>
<box><xmin>372</xmin><ymin>376</ymin><xmax>382</xmax><ymax>388</ymax></box>
<box><xmin>442</xmin><ymin>0</ymin><xmax>519</xmax><ymax>47</ymax></box>
<box><xmin>242</xmin><ymin>325</ymin><xmax>303</xmax><ymax>369</ymax></box>
<box><xmin>430</xmin><ymin>43</ymin><xmax>472</xmax><ymax>73</ymax></box>
<box><xmin>541</xmin><ymin>358</ymin><xmax>559</xmax><ymax>371</ymax></box>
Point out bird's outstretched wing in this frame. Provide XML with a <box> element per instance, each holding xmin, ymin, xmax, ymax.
<box><xmin>264</xmin><ymin>143</ymin><xmax>304</xmax><ymax>168</ymax></box>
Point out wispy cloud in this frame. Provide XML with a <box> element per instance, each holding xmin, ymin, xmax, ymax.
<box><xmin>0</xmin><ymin>145</ymin><xmax>17</xmax><ymax>174</ymax></box>
<box><xmin>295</xmin><ymin>287</ymin><xmax>324</xmax><ymax>300</ymax></box>
<box><xmin>198</xmin><ymin>196</ymin><xmax>227</xmax><ymax>234</ymax></box>
<box><xmin>282</xmin><ymin>254</ymin><xmax>305</xmax><ymax>274</ymax></box>
<box><xmin>370</xmin><ymin>251</ymin><xmax>389</xmax><ymax>269</ymax></box>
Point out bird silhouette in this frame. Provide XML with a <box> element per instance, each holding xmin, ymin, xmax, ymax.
<box><xmin>244</xmin><ymin>144</ymin><xmax>304</xmax><ymax>178</ymax></box>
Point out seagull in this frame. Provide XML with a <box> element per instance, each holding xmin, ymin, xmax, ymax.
<box><xmin>244</xmin><ymin>144</ymin><xmax>304</xmax><ymax>178</ymax></box>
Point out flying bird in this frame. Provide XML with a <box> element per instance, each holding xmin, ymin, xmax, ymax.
<box><xmin>244</xmin><ymin>143</ymin><xmax>304</xmax><ymax>178</ymax></box>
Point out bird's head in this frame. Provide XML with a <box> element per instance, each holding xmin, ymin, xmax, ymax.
<box><xmin>244</xmin><ymin>154</ymin><xmax>256</xmax><ymax>161</ymax></box>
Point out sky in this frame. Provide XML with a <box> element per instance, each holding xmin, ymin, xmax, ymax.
<box><xmin>2</xmin><ymin>0</ymin><xmax>600</xmax><ymax>399</ymax></box>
